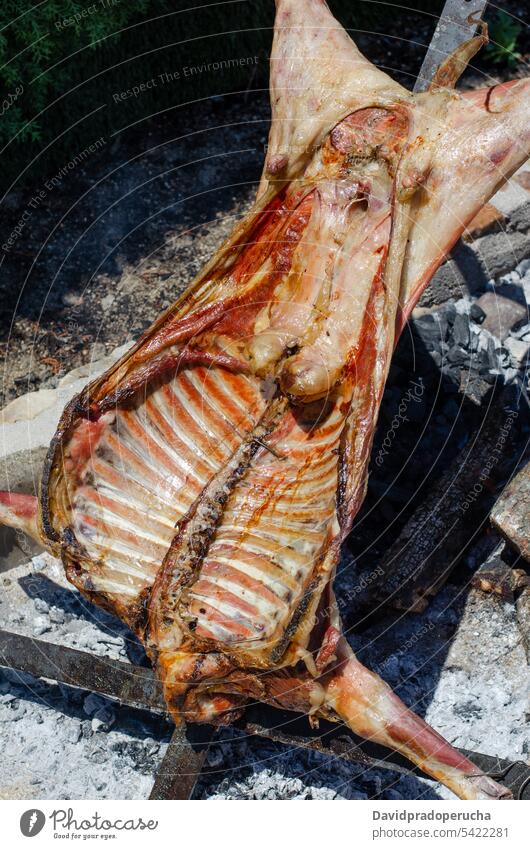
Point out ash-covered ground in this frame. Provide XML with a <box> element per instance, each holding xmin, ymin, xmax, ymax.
<box><xmin>0</xmin><ymin>553</ymin><xmax>170</xmax><ymax>800</ymax></box>
<box><xmin>0</xmin><ymin>542</ymin><xmax>527</xmax><ymax>800</ymax></box>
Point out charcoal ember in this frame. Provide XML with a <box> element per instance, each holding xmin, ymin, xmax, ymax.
<box><xmin>447</xmin><ymin>345</ymin><xmax>468</xmax><ymax>364</ymax></box>
<box><xmin>91</xmin><ymin>707</ymin><xmax>116</xmax><ymax>732</ymax></box>
<box><xmin>471</xmin><ymin>554</ymin><xmax>529</xmax><ymax>601</ymax></box>
<box><xmin>412</xmin><ymin>313</ymin><xmax>448</xmax><ymax>351</ymax></box>
<box><xmin>470</xmin><ymin>302</ymin><xmax>486</xmax><ymax>324</ymax></box>
<box><xmin>83</xmin><ymin>693</ymin><xmax>109</xmax><ymax>717</ymax></box>
<box><xmin>463</xmin><ymin>378</ymin><xmax>490</xmax><ymax>406</ymax></box>
<box><xmin>110</xmin><ymin>740</ymin><xmax>161</xmax><ymax>775</ymax></box>
<box><xmin>441</xmin><ymin>301</ymin><xmax>457</xmax><ymax>326</ymax></box>
<box><xmin>452</xmin><ymin>313</ymin><xmax>471</xmax><ymax>348</ymax></box>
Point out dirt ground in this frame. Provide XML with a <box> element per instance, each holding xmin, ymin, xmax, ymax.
<box><xmin>0</xmin><ymin>93</ymin><xmax>266</xmax><ymax>405</ymax></box>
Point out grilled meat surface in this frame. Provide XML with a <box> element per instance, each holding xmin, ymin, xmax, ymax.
<box><xmin>2</xmin><ymin>0</ymin><xmax>530</xmax><ymax>800</ymax></box>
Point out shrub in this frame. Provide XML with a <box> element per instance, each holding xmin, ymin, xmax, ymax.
<box><xmin>0</xmin><ymin>1</ymin><xmax>445</xmax><ymax>190</ymax></box>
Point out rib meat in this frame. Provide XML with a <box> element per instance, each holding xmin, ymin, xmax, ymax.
<box><xmin>3</xmin><ymin>0</ymin><xmax>530</xmax><ymax>800</ymax></box>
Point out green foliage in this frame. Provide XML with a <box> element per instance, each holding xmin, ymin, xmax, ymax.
<box><xmin>0</xmin><ymin>1</ymin><xmax>445</xmax><ymax>190</ymax></box>
<box><xmin>0</xmin><ymin>1</ymin><xmax>147</xmax><ymax>144</ymax></box>
<box><xmin>1</xmin><ymin>0</ymin><xmax>268</xmax><ymax>187</ymax></box>
<box><xmin>485</xmin><ymin>10</ymin><xmax>522</xmax><ymax>69</ymax></box>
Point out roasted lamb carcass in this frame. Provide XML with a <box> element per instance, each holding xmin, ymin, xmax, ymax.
<box><xmin>2</xmin><ymin>0</ymin><xmax>530</xmax><ymax>800</ymax></box>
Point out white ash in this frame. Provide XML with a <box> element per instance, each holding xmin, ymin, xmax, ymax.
<box><xmin>423</xmin><ymin>591</ymin><xmax>529</xmax><ymax>800</ymax></box>
<box><xmin>0</xmin><ymin>541</ymin><xmax>528</xmax><ymax>800</ymax></box>
<box><xmin>195</xmin><ymin>581</ymin><xmax>529</xmax><ymax>800</ymax></box>
<box><xmin>0</xmin><ymin>552</ymin><xmax>172</xmax><ymax>799</ymax></box>
<box><xmin>0</xmin><ymin>669</ymin><xmax>171</xmax><ymax>800</ymax></box>
<box><xmin>0</xmin><ymin>553</ymin><xmax>145</xmax><ymax>664</ymax></box>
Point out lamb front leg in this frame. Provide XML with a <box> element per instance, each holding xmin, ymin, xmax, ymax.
<box><xmin>323</xmin><ymin>636</ymin><xmax>511</xmax><ymax>800</ymax></box>
<box><xmin>0</xmin><ymin>492</ymin><xmax>41</xmax><ymax>543</ymax></box>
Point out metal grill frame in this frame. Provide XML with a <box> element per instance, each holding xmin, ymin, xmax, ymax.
<box><xmin>1</xmin><ymin>628</ymin><xmax>529</xmax><ymax>800</ymax></box>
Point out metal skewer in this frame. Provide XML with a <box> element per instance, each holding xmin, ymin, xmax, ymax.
<box><xmin>2</xmin><ymin>629</ymin><xmax>529</xmax><ymax>799</ymax></box>
<box><xmin>414</xmin><ymin>0</ymin><xmax>489</xmax><ymax>92</ymax></box>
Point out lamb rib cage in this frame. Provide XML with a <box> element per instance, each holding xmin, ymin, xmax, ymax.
<box><xmin>1</xmin><ymin>628</ymin><xmax>529</xmax><ymax>800</ymax></box>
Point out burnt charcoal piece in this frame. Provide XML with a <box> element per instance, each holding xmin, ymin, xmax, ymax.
<box><xmin>412</xmin><ymin>313</ymin><xmax>448</xmax><ymax>351</ymax></box>
<box><xmin>447</xmin><ymin>345</ymin><xmax>468</xmax><ymax>364</ymax></box>
<box><xmin>472</xmin><ymin>554</ymin><xmax>529</xmax><ymax>602</ymax></box>
<box><xmin>470</xmin><ymin>302</ymin><xmax>486</xmax><ymax>324</ymax></box>
<box><xmin>453</xmin><ymin>313</ymin><xmax>471</xmax><ymax>348</ymax></box>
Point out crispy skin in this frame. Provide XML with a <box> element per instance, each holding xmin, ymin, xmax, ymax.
<box><xmin>6</xmin><ymin>0</ymin><xmax>529</xmax><ymax>799</ymax></box>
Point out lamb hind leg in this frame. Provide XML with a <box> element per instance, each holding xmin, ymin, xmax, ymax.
<box><xmin>323</xmin><ymin>637</ymin><xmax>511</xmax><ymax>800</ymax></box>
